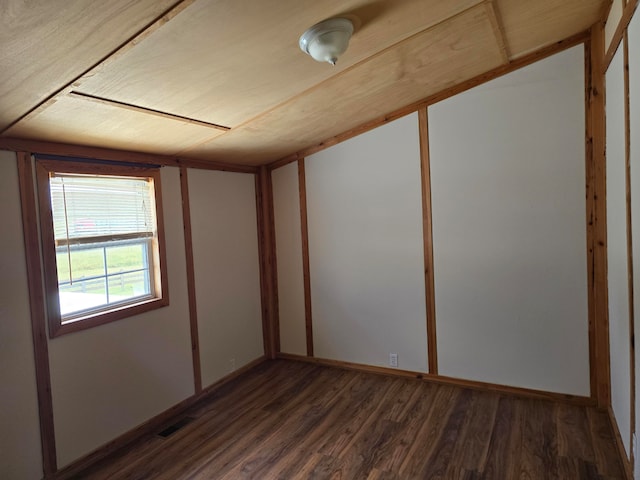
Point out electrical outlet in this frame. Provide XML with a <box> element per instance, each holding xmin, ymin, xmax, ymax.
<box><xmin>229</xmin><ymin>358</ymin><xmax>236</xmax><ymax>371</ymax></box>
<box><xmin>389</xmin><ymin>353</ymin><xmax>398</xmax><ymax>368</ymax></box>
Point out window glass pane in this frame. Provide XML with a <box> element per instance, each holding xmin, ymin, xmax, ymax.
<box><xmin>60</xmin><ymin>247</ymin><xmax>106</xmax><ymax>282</ymax></box>
<box><xmin>57</xmin><ymin>246</ymin><xmax>106</xmax><ymax>316</ymax></box>
<box><xmin>107</xmin><ymin>270</ymin><xmax>151</xmax><ymax>303</ymax></box>
<box><xmin>106</xmin><ymin>243</ymin><xmax>146</xmax><ymax>275</ymax></box>
<box><xmin>59</xmin><ymin>276</ymin><xmax>107</xmax><ymax>316</ymax></box>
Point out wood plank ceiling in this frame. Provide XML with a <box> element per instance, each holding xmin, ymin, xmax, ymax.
<box><xmin>0</xmin><ymin>0</ymin><xmax>606</xmax><ymax>166</ymax></box>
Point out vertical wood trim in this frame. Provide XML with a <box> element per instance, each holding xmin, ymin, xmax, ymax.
<box><xmin>17</xmin><ymin>152</ymin><xmax>57</xmax><ymax>477</ymax></box>
<box><xmin>179</xmin><ymin>167</ymin><xmax>202</xmax><ymax>394</ymax></box>
<box><xmin>152</xmin><ymin>168</ymin><xmax>170</xmax><ymax>311</ymax></box>
<box><xmin>623</xmin><ymin>31</ymin><xmax>636</xmax><ymax>467</ymax></box>
<box><xmin>590</xmin><ymin>25</ymin><xmax>612</xmax><ymax>408</ymax></box>
<box><xmin>297</xmin><ymin>159</ymin><xmax>314</xmax><ymax>357</ymax></box>
<box><xmin>255</xmin><ymin>173</ymin><xmax>271</xmax><ymax>357</ymax></box>
<box><xmin>34</xmin><ymin>161</ymin><xmax>63</xmax><ymax>339</ymax></box>
<box><xmin>267</xmin><ymin>170</ymin><xmax>281</xmax><ymax>355</ymax></box>
<box><xmin>586</xmin><ymin>38</ymin><xmax>599</xmax><ymax>403</ymax></box>
<box><xmin>256</xmin><ymin>167</ymin><xmax>279</xmax><ymax>358</ymax></box>
<box><xmin>418</xmin><ymin>108</ymin><xmax>438</xmax><ymax>375</ymax></box>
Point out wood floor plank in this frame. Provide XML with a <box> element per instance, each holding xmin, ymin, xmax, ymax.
<box><xmin>215</xmin><ymin>373</ymin><xmax>368</xmax><ymax>479</ymax></box>
<box><xmin>78</xmin><ymin>360</ymin><xmax>625</xmax><ymax>480</ymax></box>
<box><xmin>418</xmin><ymin>388</ymin><xmax>474</xmax><ymax>478</ymax></box>
<box><xmin>253</xmin><ymin>370</ymin><xmax>360</xmax><ymax>479</ymax></box>
<box><xmin>317</xmin><ymin>375</ymin><xmax>397</xmax><ymax>458</ymax></box>
<box><xmin>364</xmin><ymin>382</ymin><xmax>437</xmax><ymax>473</ymax></box>
<box><xmin>185</xmin><ymin>368</ymin><xmax>358</xmax><ymax>479</ymax></box>
<box><xmin>480</xmin><ymin>396</ymin><xmax>520</xmax><ymax>479</ymax></box>
<box><xmin>557</xmin><ymin>402</ymin><xmax>597</xmax><ymax>463</ymax></box>
<box><xmin>586</xmin><ymin>407</ymin><xmax>626</xmax><ymax>478</ymax></box>
<box><xmin>519</xmin><ymin>399</ymin><xmax>559</xmax><ymax>479</ymax></box>
<box><xmin>398</xmin><ymin>385</ymin><xmax>461</xmax><ymax>477</ymax></box>
<box><xmin>266</xmin><ymin>381</ymin><xmax>406</xmax><ymax>480</ymax></box>
<box><xmin>453</xmin><ymin>390</ymin><xmax>500</xmax><ymax>473</ymax></box>
<box><xmin>135</xmin><ymin>364</ymin><xmax>323</xmax><ymax>479</ymax></box>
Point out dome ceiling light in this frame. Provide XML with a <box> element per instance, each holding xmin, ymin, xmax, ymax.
<box><xmin>299</xmin><ymin>17</ymin><xmax>354</xmax><ymax>65</ymax></box>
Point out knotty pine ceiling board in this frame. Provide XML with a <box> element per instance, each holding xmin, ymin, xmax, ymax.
<box><xmin>0</xmin><ymin>0</ymin><xmax>178</xmax><ymax>132</ymax></box>
<box><xmin>497</xmin><ymin>0</ymin><xmax>604</xmax><ymax>58</ymax></box>
<box><xmin>5</xmin><ymin>94</ymin><xmax>224</xmax><ymax>155</ymax></box>
<box><xmin>72</xmin><ymin>0</ymin><xmax>482</xmax><ymax>128</ymax></box>
<box><xmin>184</xmin><ymin>4</ymin><xmax>504</xmax><ymax>165</ymax></box>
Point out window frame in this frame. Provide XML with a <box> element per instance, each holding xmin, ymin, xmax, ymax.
<box><xmin>36</xmin><ymin>158</ymin><xmax>169</xmax><ymax>338</ymax></box>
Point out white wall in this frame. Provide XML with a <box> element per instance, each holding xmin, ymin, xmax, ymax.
<box><xmin>607</xmin><ymin>46</ymin><xmax>631</xmax><ymax>457</ymax></box>
<box><xmin>0</xmin><ymin>151</ymin><xmax>44</xmax><ymax>479</ymax></box>
<box><xmin>305</xmin><ymin>113</ymin><xmax>428</xmax><ymax>372</ymax></box>
<box><xmin>629</xmin><ymin>7</ymin><xmax>640</xmax><ymax>473</ymax></box>
<box><xmin>187</xmin><ymin>169</ymin><xmax>264</xmax><ymax>387</ymax></box>
<box><xmin>48</xmin><ymin>166</ymin><xmax>195</xmax><ymax>467</ymax></box>
<box><xmin>428</xmin><ymin>46</ymin><xmax>590</xmax><ymax>395</ymax></box>
<box><xmin>272</xmin><ymin>162</ymin><xmax>307</xmax><ymax>355</ymax></box>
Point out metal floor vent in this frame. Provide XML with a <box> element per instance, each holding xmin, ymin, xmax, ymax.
<box><xmin>157</xmin><ymin>416</ymin><xmax>195</xmax><ymax>438</ymax></box>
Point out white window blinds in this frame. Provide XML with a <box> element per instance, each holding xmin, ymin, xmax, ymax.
<box><xmin>49</xmin><ymin>173</ymin><xmax>156</xmax><ymax>245</ymax></box>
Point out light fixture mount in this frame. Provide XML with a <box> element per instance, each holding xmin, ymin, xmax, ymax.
<box><xmin>299</xmin><ymin>17</ymin><xmax>354</xmax><ymax>65</ymax></box>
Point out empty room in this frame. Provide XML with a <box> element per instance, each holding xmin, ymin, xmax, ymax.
<box><xmin>2</xmin><ymin>0</ymin><xmax>640</xmax><ymax>478</ymax></box>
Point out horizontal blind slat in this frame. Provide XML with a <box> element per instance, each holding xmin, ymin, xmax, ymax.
<box><xmin>50</xmin><ymin>174</ymin><xmax>155</xmax><ymax>241</ymax></box>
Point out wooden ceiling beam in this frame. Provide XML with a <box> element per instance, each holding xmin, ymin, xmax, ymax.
<box><xmin>485</xmin><ymin>0</ymin><xmax>511</xmax><ymax>63</ymax></box>
<box><xmin>0</xmin><ymin>137</ymin><xmax>257</xmax><ymax>174</ymax></box>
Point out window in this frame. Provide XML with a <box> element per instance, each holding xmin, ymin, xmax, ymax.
<box><xmin>36</xmin><ymin>158</ymin><xmax>168</xmax><ymax>337</ymax></box>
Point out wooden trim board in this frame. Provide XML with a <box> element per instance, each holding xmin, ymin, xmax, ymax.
<box><xmin>17</xmin><ymin>152</ymin><xmax>57</xmax><ymax>478</ymax></box>
<box><xmin>589</xmin><ymin>25</ymin><xmax>612</xmax><ymax>409</ymax></box>
<box><xmin>255</xmin><ymin>172</ymin><xmax>271</xmax><ymax>357</ymax></box>
<box><xmin>54</xmin><ymin>355</ymin><xmax>267</xmax><ymax>480</ymax></box>
<box><xmin>604</xmin><ymin>0</ymin><xmax>640</xmax><ymax>71</ymax></box>
<box><xmin>267</xmin><ymin>169</ymin><xmax>281</xmax><ymax>355</ymax></box>
<box><xmin>622</xmin><ymin>31</ymin><xmax>636</xmax><ymax>469</ymax></box>
<box><xmin>276</xmin><ymin>353</ymin><xmax>597</xmax><ymax>407</ymax></box>
<box><xmin>0</xmin><ymin>137</ymin><xmax>257</xmax><ymax>173</ymax></box>
<box><xmin>297</xmin><ymin>159</ymin><xmax>314</xmax><ymax>357</ymax></box>
<box><xmin>585</xmin><ymin>37</ymin><xmax>599</xmax><ymax>404</ymax></box>
<box><xmin>179</xmin><ymin>167</ymin><xmax>202</xmax><ymax>394</ymax></box>
<box><xmin>418</xmin><ymin>108</ymin><xmax>438</xmax><ymax>375</ymax></box>
<box><xmin>255</xmin><ymin>167</ymin><xmax>279</xmax><ymax>358</ymax></box>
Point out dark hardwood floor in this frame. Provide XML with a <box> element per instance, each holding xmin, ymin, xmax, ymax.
<box><xmin>79</xmin><ymin>360</ymin><xmax>624</xmax><ymax>479</ymax></box>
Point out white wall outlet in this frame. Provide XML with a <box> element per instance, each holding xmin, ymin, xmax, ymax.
<box><xmin>389</xmin><ymin>353</ymin><xmax>398</xmax><ymax>368</ymax></box>
<box><xmin>229</xmin><ymin>358</ymin><xmax>236</xmax><ymax>371</ymax></box>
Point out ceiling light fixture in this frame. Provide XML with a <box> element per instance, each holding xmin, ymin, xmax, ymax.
<box><xmin>299</xmin><ymin>18</ymin><xmax>354</xmax><ymax>65</ymax></box>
